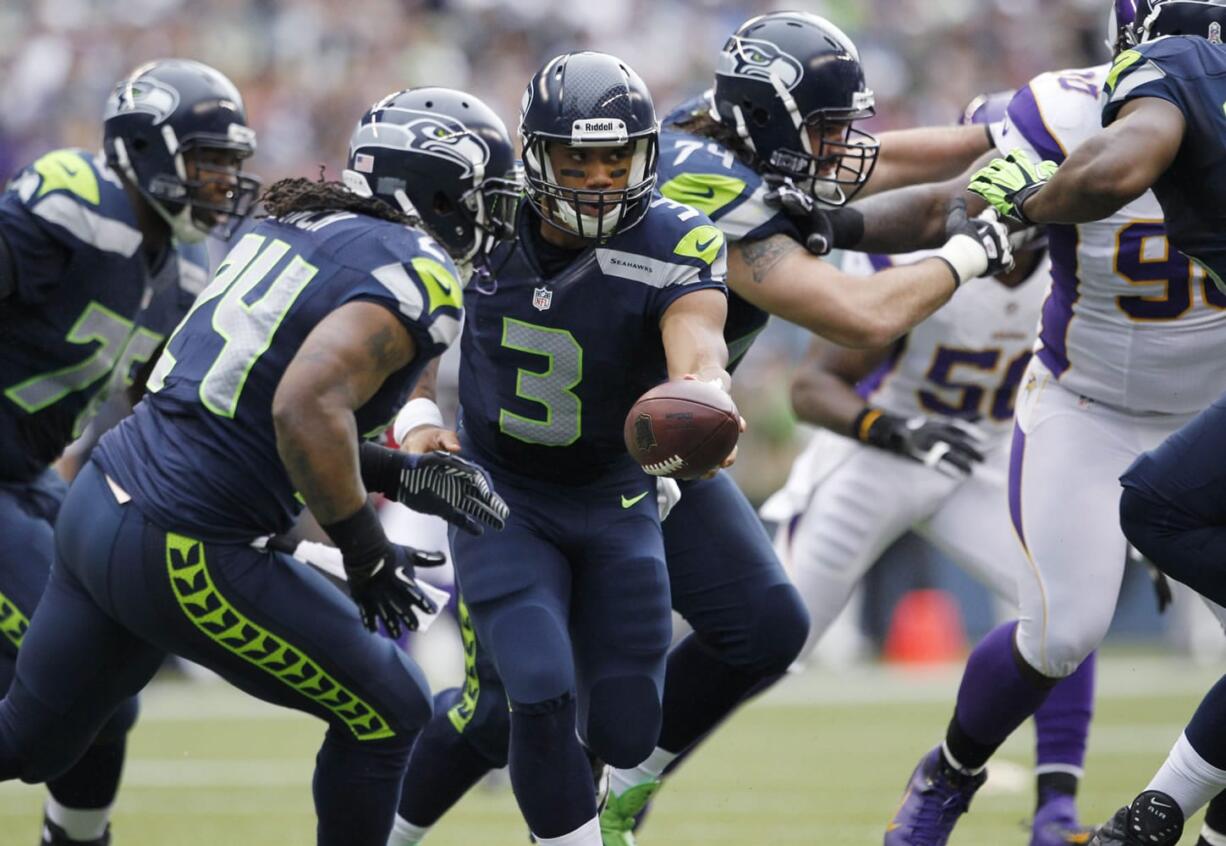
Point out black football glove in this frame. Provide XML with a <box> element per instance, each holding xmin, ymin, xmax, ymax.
<box><xmin>360</xmin><ymin>443</ymin><xmax>508</xmax><ymax>535</ymax></box>
<box><xmin>938</xmin><ymin>198</ymin><xmax>1014</xmax><ymax>283</ymax></box>
<box><xmin>855</xmin><ymin>408</ymin><xmax>986</xmax><ymax>478</ymax></box>
<box><xmin>1127</xmin><ymin>545</ymin><xmax>1174</xmax><ymax>614</ymax></box>
<box><xmin>763</xmin><ymin>175</ymin><xmax>834</xmax><ymax>256</ymax></box>
<box><xmin>345</xmin><ymin>542</ymin><xmax>445</xmax><ymax>637</ymax></box>
<box><xmin>321</xmin><ymin>502</ymin><xmax>447</xmax><ymax>637</ymax></box>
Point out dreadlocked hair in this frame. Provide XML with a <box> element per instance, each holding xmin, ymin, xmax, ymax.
<box><xmin>258</xmin><ymin>177</ymin><xmax>417</xmax><ymax>226</ymax></box>
<box><xmin>673</xmin><ymin>111</ymin><xmax>758</xmax><ymax>169</ymax></box>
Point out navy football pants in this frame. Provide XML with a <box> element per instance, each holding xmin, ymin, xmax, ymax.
<box><xmin>405</xmin><ymin>471</ymin><xmax>808</xmax><ymax>794</ymax></box>
<box><xmin>0</xmin><ymin>462</ymin><xmax>433</xmax><ymax>846</ymax></box>
<box><xmin>1121</xmin><ymin>393</ymin><xmax>1226</xmax><ymax>605</ymax></box>
<box><xmin>0</xmin><ymin>467</ymin><xmax>138</xmax><ymax>815</ymax></box>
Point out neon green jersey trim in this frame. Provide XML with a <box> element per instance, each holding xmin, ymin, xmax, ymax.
<box><xmin>34</xmin><ymin>150</ymin><xmax>100</xmax><ymax>205</ymax></box>
<box><xmin>659</xmin><ymin>172</ymin><xmax>746</xmax><ymax>217</ymax></box>
<box><xmin>674</xmin><ymin>224</ymin><xmax>725</xmax><ymax>267</ymax></box>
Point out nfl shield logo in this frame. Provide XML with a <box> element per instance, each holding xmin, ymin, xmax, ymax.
<box><xmin>532</xmin><ymin>286</ymin><xmax>553</xmax><ymax>311</ymax></box>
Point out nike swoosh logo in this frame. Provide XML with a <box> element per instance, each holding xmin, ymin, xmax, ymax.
<box><xmin>679</xmin><ymin>186</ymin><xmax>716</xmax><ymax>199</ymax></box>
<box><xmin>621</xmin><ymin>491</ymin><xmax>649</xmax><ymax>508</ymax></box>
<box><xmin>695</xmin><ymin>236</ymin><xmax>718</xmax><ymax>253</ymax></box>
<box><xmin>1149</xmin><ymin>799</ymin><xmax>1173</xmax><ymax>809</ymax></box>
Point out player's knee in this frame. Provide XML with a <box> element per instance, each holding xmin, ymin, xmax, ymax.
<box><xmin>1029</xmin><ymin>623</ymin><xmax>1105</xmax><ymax>680</ymax></box>
<box><xmin>93</xmin><ymin>695</ymin><xmax>139</xmax><ymax>744</ymax></box>
<box><xmin>745</xmin><ymin>583</ymin><xmax>810</xmax><ymax>674</ymax></box>
<box><xmin>488</xmin><ymin>607</ymin><xmax>573</xmax><ymax>705</ymax></box>
<box><xmin>584</xmin><ymin>676</ymin><xmax>661</xmax><ymax>768</ymax></box>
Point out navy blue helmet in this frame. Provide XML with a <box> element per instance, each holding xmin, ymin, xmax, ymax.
<box><xmin>103</xmin><ymin>59</ymin><xmax>259</xmax><ymax>243</ymax></box>
<box><xmin>342</xmin><ymin>87</ymin><xmax>521</xmax><ymax>269</ymax></box>
<box><xmin>1133</xmin><ymin>0</ymin><xmax>1226</xmax><ymax>42</ymax></box>
<box><xmin>711</xmin><ymin>11</ymin><xmax>878</xmax><ymax>206</ymax></box>
<box><xmin>519</xmin><ymin>51</ymin><xmax>659</xmax><ymax>241</ymax></box>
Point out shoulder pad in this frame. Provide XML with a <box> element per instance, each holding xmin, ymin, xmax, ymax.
<box><xmin>597</xmin><ymin>199</ymin><xmax>727</xmax><ymax>286</ymax></box>
<box><xmin>1001</xmin><ymin>66</ymin><xmax>1107</xmax><ymax>164</ymax></box>
<box><xmin>11</xmin><ymin>149</ymin><xmax>141</xmax><ymax>257</ymax></box>
<box><xmin>657</xmin><ymin>131</ymin><xmax>779</xmax><ymax>241</ymax></box>
<box><xmin>358</xmin><ymin>224</ymin><xmax>463</xmax><ymax>347</ymax></box>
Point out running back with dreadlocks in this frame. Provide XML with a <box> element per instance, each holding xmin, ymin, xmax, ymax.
<box><xmin>259</xmin><ymin>177</ymin><xmax>417</xmax><ymax>226</ymax></box>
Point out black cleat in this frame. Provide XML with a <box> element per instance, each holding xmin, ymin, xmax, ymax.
<box><xmin>40</xmin><ymin>818</ymin><xmax>111</xmax><ymax>846</ymax></box>
<box><xmin>1089</xmin><ymin>791</ymin><xmax>1183</xmax><ymax>846</ymax></box>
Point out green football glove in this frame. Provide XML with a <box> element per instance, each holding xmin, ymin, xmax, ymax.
<box><xmin>967</xmin><ymin>149</ymin><xmax>1058</xmax><ymax>225</ymax></box>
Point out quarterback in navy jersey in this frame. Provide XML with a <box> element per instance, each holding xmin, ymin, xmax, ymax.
<box><xmin>0</xmin><ymin>88</ymin><xmax>514</xmax><ymax>846</ymax></box>
<box><xmin>926</xmin><ymin>2</ymin><xmax>1226</xmax><ymax>844</ymax></box>
<box><xmin>387</xmin><ymin>15</ymin><xmax>1021</xmax><ymax>846</ymax></box>
<box><xmin>0</xmin><ymin>59</ymin><xmax>257</xmax><ymax>846</ymax></box>
<box><xmin>391</xmin><ymin>52</ymin><xmax>731</xmax><ymax>846</ymax></box>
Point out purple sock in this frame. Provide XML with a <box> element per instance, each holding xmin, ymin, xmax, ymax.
<box><xmin>947</xmin><ymin>621</ymin><xmax>1053</xmax><ymax>771</ymax></box>
<box><xmin>1034</xmin><ymin>651</ymin><xmax>1095</xmax><ymax>778</ymax></box>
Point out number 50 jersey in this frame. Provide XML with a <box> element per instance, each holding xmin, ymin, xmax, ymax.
<box><xmin>458</xmin><ymin>198</ymin><xmax>727</xmax><ymax>485</ymax></box>
<box><xmin>96</xmin><ymin>212</ymin><xmax>463</xmax><ymax>541</ymax></box>
<box><xmin>999</xmin><ymin>63</ymin><xmax>1226</xmax><ymax>414</ymax></box>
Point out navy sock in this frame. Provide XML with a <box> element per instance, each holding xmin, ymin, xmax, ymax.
<box><xmin>509</xmin><ymin>695</ymin><xmax>594</xmax><ymax>839</ymax></box>
<box><xmin>656</xmin><ymin>634</ymin><xmax>762</xmax><ymax>754</ymax></box>
<box><xmin>313</xmin><ymin>726</ymin><xmax>414</xmax><ymax>846</ymax></box>
<box><xmin>397</xmin><ymin>710</ymin><xmax>496</xmax><ymax>827</ymax></box>
<box><xmin>947</xmin><ymin>622</ymin><xmax>1054</xmax><ymax>771</ymax></box>
<box><xmin>1185</xmin><ymin>675</ymin><xmax>1226</xmax><ymax>771</ymax></box>
<box><xmin>46</xmin><ymin>739</ymin><xmax>126</xmax><ymax>810</ymax></box>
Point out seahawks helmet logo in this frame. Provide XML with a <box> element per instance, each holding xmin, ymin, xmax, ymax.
<box><xmin>720</xmin><ymin>37</ymin><xmax>804</xmax><ymax>90</ymax></box>
<box><xmin>105</xmin><ymin>77</ymin><xmax>180</xmax><ymax>123</ymax></box>
<box><xmin>362</xmin><ymin>109</ymin><xmax>489</xmax><ymax>178</ymax></box>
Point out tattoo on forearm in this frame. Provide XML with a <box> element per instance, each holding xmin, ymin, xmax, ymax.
<box><xmin>740</xmin><ymin>235</ymin><xmax>800</xmax><ymax>284</ymax></box>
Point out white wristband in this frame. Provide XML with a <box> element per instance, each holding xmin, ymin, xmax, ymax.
<box><xmin>393</xmin><ymin>398</ymin><xmax>444</xmax><ymax>445</ymax></box>
<box><xmin>936</xmin><ymin>233</ymin><xmax>989</xmax><ymax>285</ymax></box>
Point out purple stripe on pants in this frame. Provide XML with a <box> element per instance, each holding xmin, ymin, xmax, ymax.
<box><xmin>1009</xmin><ymin>422</ymin><xmax>1028</xmax><ymax>553</ymax></box>
<box><xmin>1035</xmin><ymin>224</ymin><xmax>1080</xmax><ymax>378</ymax></box>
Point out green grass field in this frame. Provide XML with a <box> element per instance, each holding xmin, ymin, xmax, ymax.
<box><xmin>0</xmin><ymin>652</ymin><xmax>1216</xmax><ymax>845</ymax></box>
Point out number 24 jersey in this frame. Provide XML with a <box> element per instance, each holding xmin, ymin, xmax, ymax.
<box><xmin>96</xmin><ymin>211</ymin><xmax>463</xmax><ymax>541</ymax></box>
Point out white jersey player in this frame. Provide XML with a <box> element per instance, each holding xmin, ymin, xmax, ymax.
<box><xmin>992</xmin><ymin>62</ymin><xmax>1226</xmax><ymax>681</ymax></box>
<box><xmin>762</xmin><ymin>244</ymin><xmax>1048</xmax><ymax>660</ymax></box>
<box><xmin>859</xmin><ymin>63</ymin><xmax>1226</xmax><ymax>846</ymax></box>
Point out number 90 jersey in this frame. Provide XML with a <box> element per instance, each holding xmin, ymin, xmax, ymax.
<box><xmin>458</xmin><ymin>199</ymin><xmax>727</xmax><ymax>485</ymax></box>
<box><xmin>844</xmin><ymin>250</ymin><xmax>1048</xmax><ymax>441</ymax></box>
<box><xmin>999</xmin><ymin>64</ymin><xmax>1226</xmax><ymax>413</ymax></box>
<box><xmin>96</xmin><ymin>212</ymin><xmax>462</xmax><ymax>542</ymax></box>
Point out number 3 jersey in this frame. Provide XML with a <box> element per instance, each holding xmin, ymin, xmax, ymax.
<box><xmin>844</xmin><ymin>250</ymin><xmax>1049</xmax><ymax>441</ymax></box>
<box><xmin>457</xmin><ymin>199</ymin><xmax>727</xmax><ymax>485</ymax></box>
<box><xmin>0</xmin><ymin>148</ymin><xmax>208</xmax><ymax>482</ymax></box>
<box><xmin>999</xmin><ymin>63</ymin><xmax>1226</xmax><ymax>413</ymax></box>
<box><xmin>96</xmin><ymin>212</ymin><xmax>463</xmax><ymax>541</ymax></box>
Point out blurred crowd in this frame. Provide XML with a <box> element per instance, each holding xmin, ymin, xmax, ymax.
<box><xmin>0</xmin><ymin>0</ymin><xmax>1114</xmax><ymax>500</ymax></box>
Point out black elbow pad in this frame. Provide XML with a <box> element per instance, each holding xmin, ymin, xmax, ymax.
<box><xmin>827</xmin><ymin>207</ymin><xmax>865</xmax><ymax>250</ymax></box>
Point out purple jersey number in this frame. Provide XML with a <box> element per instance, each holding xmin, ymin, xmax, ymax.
<box><xmin>919</xmin><ymin>346</ymin><xmax>1032</xmax><ymax>422</ymax></box>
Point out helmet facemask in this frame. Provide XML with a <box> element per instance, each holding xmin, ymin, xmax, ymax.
<box><xmin>523</xmin><ymin>135</ymin><xmax>658</xmax><ymax>242</ymax></box>
<box><xmin>457</xmin><ymin>164</ymin><xmax>523</xmax><ymax>269</ymax></box>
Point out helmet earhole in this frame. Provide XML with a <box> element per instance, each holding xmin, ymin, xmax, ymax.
<box><xmin>752</xmin><ymin>108</ymin><xmax>770</xmax><ymax>127</ymax></box>
<box><xmin>434</xmin><ymin>192</ymin><xmax>454</xmax><ymax>215</ymax></box>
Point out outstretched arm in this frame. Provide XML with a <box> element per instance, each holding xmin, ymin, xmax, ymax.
<box><xmin>1019</xmin><ymin>98</ymin><xmax>1184</xmax><ymax>224</ymax></box>
<box><xmin>861</xmin><ymin>124</ymin><xmax>994</xmax><ymax>199</ymax></box>
<box><xmin>660</xmin><ymin>288</ymin><xmax>731</xmax><ymax>390</ymax></box>
<box><xmin>790</xmin><ymin>336</ymin><xmax>887</xmax><ymax>434</ymax></box>
<box><xmin>728</xmin><ymin>197</ymin><xmax>1009</xmax><ymax>350</ymax></box>
<box><xmin>844</xmin><ymin>150</ymin><xmax>996</xmax><ymax>253</ymax></box>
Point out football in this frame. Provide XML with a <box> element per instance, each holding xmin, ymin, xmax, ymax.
<box><xmin>624</xmin><ymin>379</ymin><xmax>740</xmax><ymax>480</ymax></box>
